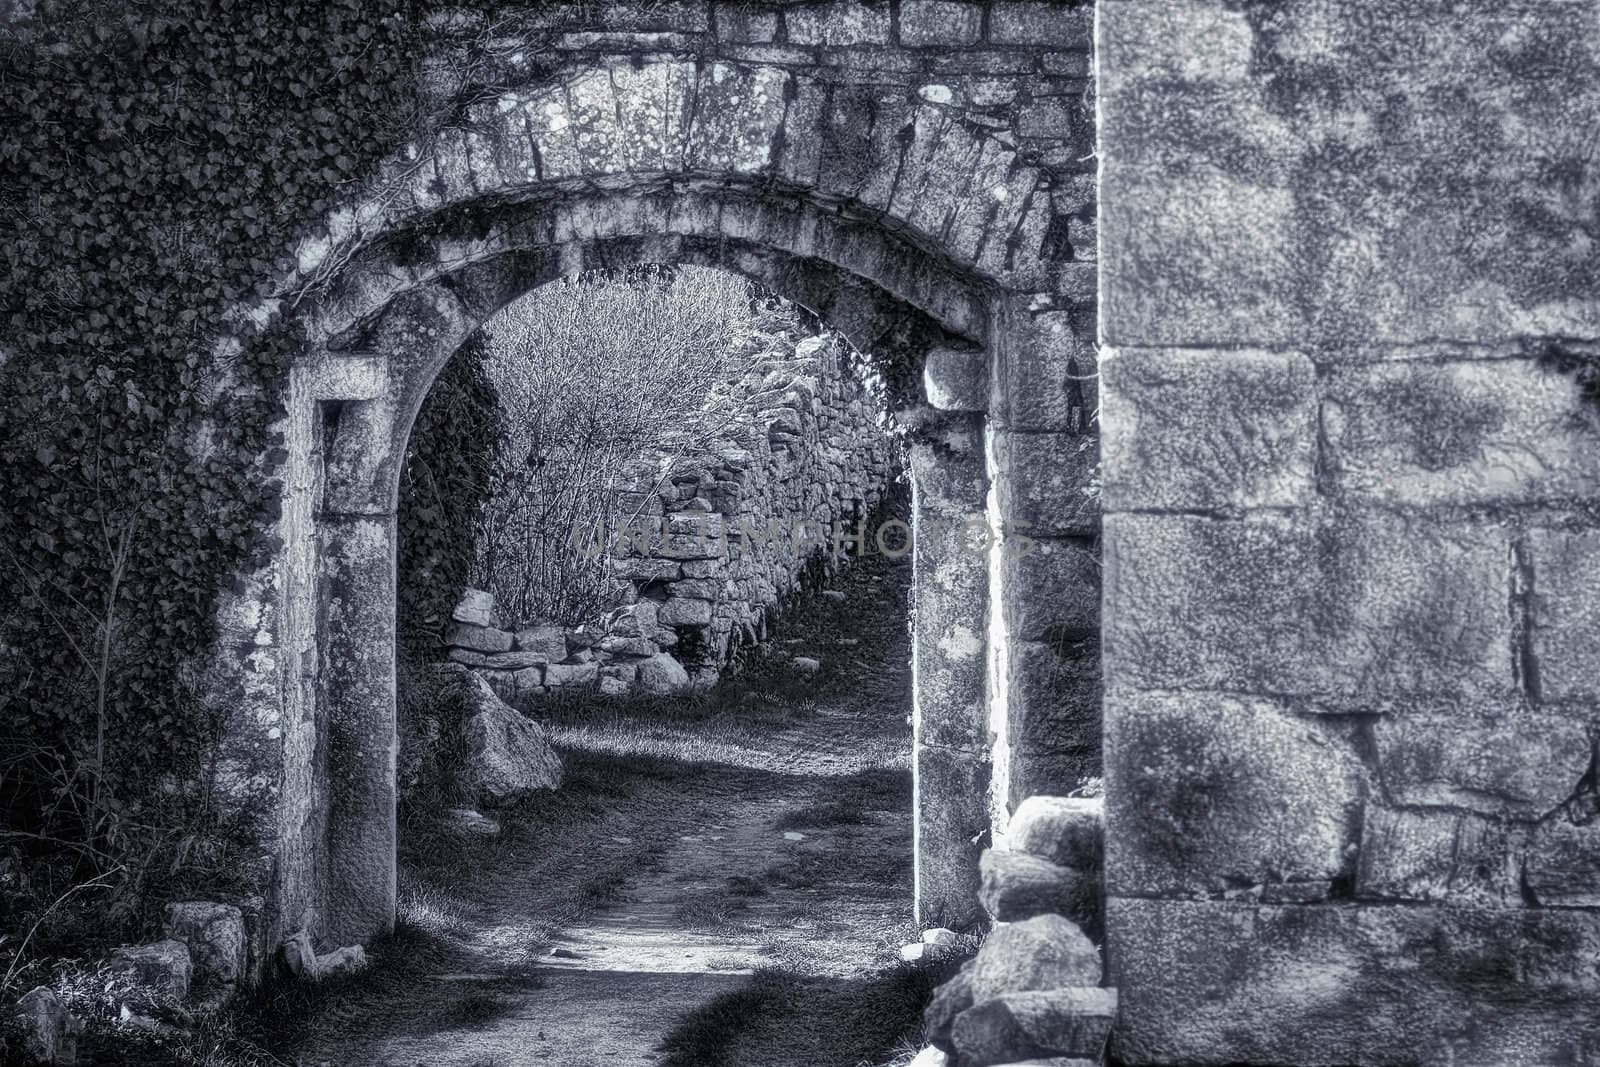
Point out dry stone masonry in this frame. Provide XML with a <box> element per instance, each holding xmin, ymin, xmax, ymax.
<box><xmin>442</xmin><ymin>331</ymin><xmax>897</xmax><ymax>701</ymax></box>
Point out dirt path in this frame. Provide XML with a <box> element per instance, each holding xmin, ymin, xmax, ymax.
<box><xmin>281</xmin><ymin>554</ymin><xmax>933</xmax><ymax>1067</ymax></box>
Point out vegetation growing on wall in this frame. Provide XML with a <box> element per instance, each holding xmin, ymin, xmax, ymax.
<box><xmin>471</xmin><ymin>265</ymin><xmax>776</xmax><ymax>625</ymax></box>
<box><xmin>397</xmin><ymin>336</ymin><xmax>501</xmax><ymax>656</ymax></box>
<box><xmin>0</xmin><ymin>0</ymin><xmax>443</xmax><ymax>944</ymax></box>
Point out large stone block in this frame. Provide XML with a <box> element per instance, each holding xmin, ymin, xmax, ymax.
<box><xmin>1000</xmin><ymin>536</ymin><xmax>1099</xmax><ymax>644</ymax></box>
<box><xmin>786</xmin><ymin>3</ymin><xmax>891</xmax><ymax>46</ymax></box>
<box><xmin>1107</xmin><ymin>896</ymin><xmax>1600</xmax><ymax>1066</ymax></box>
<box><xmin>915</xmin><ymin>743</ymin><xmax>990</xmax><ymax>929</ymax></box>
<box><xmin>993</xmin><ymin>432</ymin><xmax>1099</xmax><ymax>537</ymax></box>
<box><xmin>1099</xmin><ymin>0</ymin><xmax>1600</xmax><ymax>347</ymax></box>
<box><xmin>1355</xmin><ymin>807</ymin><xmax>1514</xmax><ymax>906</ymax></box>
<box><xmin>1523</xmin><ymin>818</ymin><xmax>1600</xmax><ymax>908</ymax></box>
<box><xmin>1005</xmin><ymin>748</ymin><xmax>1100</xmax><ymax>812</ymax></box>
<box><xmin>1101</xmin><ymin>346</ymin><xmax>1317</xmax><ymax>511</ymax></box>
<box><xmin>1324</xmin><ymin>359</ymin><xmax>1600</xmax><ymax>506</ymax></box>
<box><xmin>900</xmin><ymin>1</ymin><xmax>982</xmax><ymax>47</ymax></box>
<box><xmin>1102</xmin><ymin>509</ymin><xmax>1513</xmax><ymax>702</ymax></box>
<box><xmin>990</xmin><ymin>1</ymin><xmax>1093</xmax><ymax>49</ymax></box>
<box><xmin>1527</xmin><ymin>527</ymin><xmax>1600</xmax><ymax>703</ymax></box>
<box><xmin>1104</xmin><ymin>691</ymin><xmax>1363</xmax><ymax>898</ymax></box>
<box><xmin>685</xmin><ymin>64</ymin><xmax>789</xmax><ymax>175</ymax></box>
<box><xmin>994</xmin><ymin>307</ymin><xmax>1098</xmax><ymax>434</ymax></box>
<box><xmin>1372</xmin><ymin>708</ymin><xmax>1592</xmax><ymax>820</ymax></box>
<box><xmin>1005</xmin><ymin>639</ymin><xmax>1100</xmax><ymax>777</ymax></box>
<box><xmin>923</xmin><ymin>347</ymin><xmax>988</xmax><ymax>412</ymax></box>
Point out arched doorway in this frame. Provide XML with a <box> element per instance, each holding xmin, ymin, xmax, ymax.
<box><xmin>278</xmin><ymin>191</ymin><xmax>999</xmax><ymax>950</ymax></box>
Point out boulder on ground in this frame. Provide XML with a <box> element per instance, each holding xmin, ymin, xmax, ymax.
<box><xmin>11</xmin><ymin>987</ymin><xmax>82</xmax><ymax>1066</ymax></box>
<box><xmin>162</xmin><ymin>901</ymin><xmax>246</xmax><ymax>995</ymax></box>
<box><xmin>924</xmin><ymin>957</ymin><xmax>976</xmax><ymax>1050</ymax></box>
<box><xmin>971</xmin><ymin>914</ymin><xmax>1100</xmax><ymax>1002</ymax></box>
<box><xmin>441</xmin><ymin>665</ymin><xmax>562</xmax><ymax>803</ymax></box>
<box><xmin>636</xmin><ymin>652</ymin><xmax>690</xmax><ymax>695</ymax></box>
<box><xmin>790</xmin><ymin>656</ymin><xmax>821</xmax><ymax>674</ymax></box>
<box><xmin>108</xmin><ymin>940</ymin><xmax>191</xmax><ymax>1001</ymax></box>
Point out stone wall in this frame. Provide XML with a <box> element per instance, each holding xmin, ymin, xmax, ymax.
<box><xmin>1099</xmin><ymin>2</ymin><xmax>1600</xmax><ymax>1063</ymax></box>
<box><xmin>440</xmin><ymin>330</ymin><xmax>896</xmax><ymax>701</ymax></box>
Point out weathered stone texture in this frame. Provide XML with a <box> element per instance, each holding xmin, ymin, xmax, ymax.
<box><xmin>1355</xmin><ymin>808</ymin><xmax>1514</xmax><ymax>906</ymax></box>
<box><xmin>1324</xmin><ymin>360</ymin><xmax>1600</xmax><ymax>506</ymax></box>
<box><xmin>1100</xmin><ymin>0</ymin><xmax>1600</xmax><ymax>347</ymax></box>
<box><xmin>1100</xmin><ymin>1</ymin><xmax>1600</xmax><ymax>1060</ymax></box>
<box><xmin>1371</xmin><ymin>709</ymin><xmax>1592</xmax><ymax>820</ymax></box>
<box><xmin>1103</xmin><ymin>509</ymin><xmax>1512</xmax><ymax>703</ymax></box>
<box><xmin>1105</xmin><ymin>692</ymin><xmax>1363</xmax><ymax>898</ymax></box>
<box><xmin>1526</xmin><ymin>527</ymin><xmax>1600</xmax><ymax>703</ymax></box>
<box><xmin>1107</xmin><ymin>897</ymin><xmax>1600</xmax><ymax>1066</ymax></box>
<box><xmin>1101</xmin><ymin>347</ymin><xmax>1317</xmax><ymax>511</ymax></box>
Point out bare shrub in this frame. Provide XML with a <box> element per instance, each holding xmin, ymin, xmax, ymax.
<box><xmin>473</xmin><ymin>265</ymin><xmax>792</xmax><ymax>625</ymax></box>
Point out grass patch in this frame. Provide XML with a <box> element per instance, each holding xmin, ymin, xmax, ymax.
<box><xmin>773</xmin><ymin>767</ymin><xmax>910</xmax><ymax>831</ymax></box>
<box><xmin>763</xmin><ymin>831</ymin><xmax>911</xmax><ymax>900</ymax></box>
<box><xmin>672</xmin><ymin>893</ymin><xmax>751</xmax><ymax>932</ymax></box>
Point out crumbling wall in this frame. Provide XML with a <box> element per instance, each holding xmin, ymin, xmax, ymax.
<box><xmin>441</xmin><ymin>330</ymin><xmax>897</xmax><ymax>699</ymax></box>
<box><xmin>1098</xmin><ymin>2</ymin><xmax>1600</xmax><ymax>1063</ymax></box>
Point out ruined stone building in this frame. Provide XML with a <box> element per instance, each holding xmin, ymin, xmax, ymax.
<box><xmin>26</xmin><ymin>1</ymin><xmax>1600</xmax><ymax>1063</ymax></box>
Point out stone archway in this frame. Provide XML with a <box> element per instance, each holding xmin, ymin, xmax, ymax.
<box><xmin>285</xmin><ymin>197</ymin><xmax>999</xmax><ymax>949</ymax></box>
<box><xmin>199</xmin><ymin>53</ymin><xmax>1099</xmax><ymax>970</ymax></box>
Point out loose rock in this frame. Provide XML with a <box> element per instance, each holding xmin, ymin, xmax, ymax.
<box><xmin>971</xmin><ymin>914</ymin><xmax>1100</xmax><ymax>1002</ymax></box>
<box><xmin>979</xmin><ymin>849</ymin><xmax>1102</xmax><ymax>943</ymax></box>
<box><xmin>108</xmin><ymin>940</ymin><xmax>191</xmax><ymax>1001</ymax></box>
<box><xmin>635</xmin><ymin>651</ymin><xmax>690</xmax><ymax>694</ymax></box>
<box><xmin>950</xmin><ymin>988</ymin><xmax>1117</xmax><ymax>1065</ymax></box>
<box><xmin>162</xmin><ymin>901</ymin><xmax>246</xmax><ymax>997</ymax></box>
<box><xmin>447</xmin><ymin>666</ymin><xmax>562</xmax><ymax>804</ymax></box>
<box><xmin>11</xmin><ymin>987</ymin><xmax>82</xmax><ymax>1066</ymax></box>
<box><xmin>1007</xmin><ymin>796</ymin><xmax>1104</xmax><ymax>874</ymax></box>
<box><xmin>924</xmin><ymin>958</ymin><xmax>976</xmax><ymax>1050</ymax></box>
